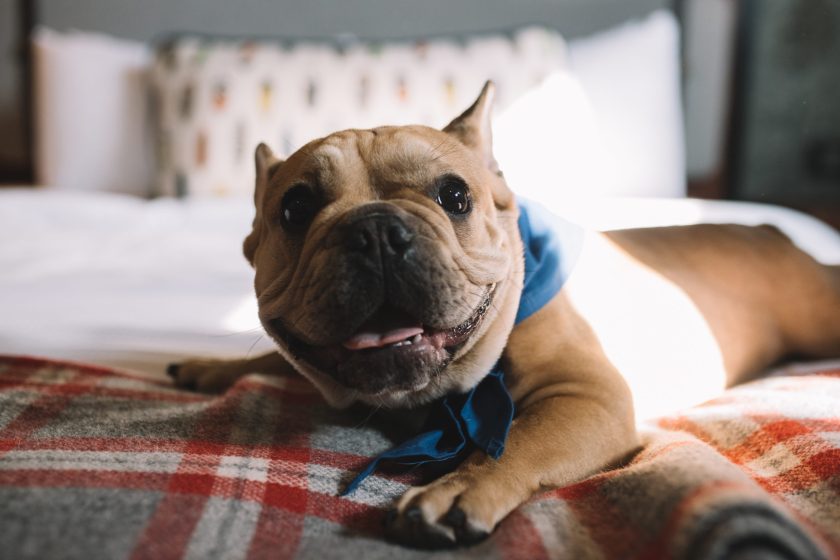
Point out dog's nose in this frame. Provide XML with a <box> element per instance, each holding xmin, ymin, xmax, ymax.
<box><xmin>345</xmin><ymin>215</ymin><xmax>414</xmax><ymax>257</ymax></box>
<box><xmin>386</xmin><ymin>222</ymin><xmax>413</xmax><ymax>252</ymax></box>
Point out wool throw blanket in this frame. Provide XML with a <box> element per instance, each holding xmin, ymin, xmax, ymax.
<box><xmin>0</xmin><ymin>355</ymin><xmax>838</xmax><ymax>559</ymax></box>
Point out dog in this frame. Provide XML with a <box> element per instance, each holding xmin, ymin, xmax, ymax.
<box><xmin>168</xmin><ymin>82</ymin><xmax>840</xmax><ymax>548</ymax></box>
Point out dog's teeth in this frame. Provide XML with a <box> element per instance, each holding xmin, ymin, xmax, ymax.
<box><xmin>390</xmin><ymin>334</ymin><xmax>422</xmax><ymax>348</ymax></box>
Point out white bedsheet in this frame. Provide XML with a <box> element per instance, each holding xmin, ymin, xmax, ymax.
<box><xmin>1</xmin><ymin>189</ymin><xmax>838</xmax><ymax>376</ymax></box>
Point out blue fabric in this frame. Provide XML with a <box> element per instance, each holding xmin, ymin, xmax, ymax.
<box><xmin>515</xmin><ymin>198</ymin><xmax>585</xmax><ymax>324</ymax></box>
<box><xmin>341</xmin><ymin>199</ymin><xmax>583</xmax><ymax>496</ymax></box>
<box><xmin>341</xmin><ymin>368</ymin><xmax>512</xmax><ymax>496</ymax></box>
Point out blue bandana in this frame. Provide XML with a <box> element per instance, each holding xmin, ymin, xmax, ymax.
<box><xmin>341</xmin><ymin>199</ymin><xmax>583</xmax><ymax>496</ymax></box>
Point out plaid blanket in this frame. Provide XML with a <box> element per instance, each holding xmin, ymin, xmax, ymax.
<box><xmin>1</xmin><ymin>355</ymin><xmax>838</xmax><ymax>560</ymax></box>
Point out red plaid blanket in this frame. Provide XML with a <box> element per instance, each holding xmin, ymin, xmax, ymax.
<box><xmin>1</xmin><ymin>355</ymin><xmax>838</xmax><ymax>559</ymax></box>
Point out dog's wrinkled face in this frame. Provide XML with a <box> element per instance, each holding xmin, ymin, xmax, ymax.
<box><xmin>245</xmin><ymin>84</ymin><xmax>524</xmax><ymax>408</ymax></box>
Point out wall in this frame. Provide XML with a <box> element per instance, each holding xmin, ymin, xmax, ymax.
<box><xmin>683</xmin><ymin>0</ymin><xmax>736</xmax><ymax>178</ymax></box>
<box><xmin>36</xmin><ymin>0</ymin><xmax>666</xmax><ymax>41</ymax></box>
<box><xmin>0</xmin><ymin>0</ymin><xmax>24</xmax><ymax>164</ymax></box>
<box><xmin>735</xmin><ymin>0</ymin><xmax>840</xmax><ymax>203</ymax></box>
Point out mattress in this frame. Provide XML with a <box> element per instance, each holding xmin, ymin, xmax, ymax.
<box><xmin>1</xmin><ymin>188</ymin><xmax>839</xmax><ymax>377</ymax></box>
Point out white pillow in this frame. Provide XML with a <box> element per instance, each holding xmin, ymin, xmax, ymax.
<box><xmin>150</xmin><ymin>28</ymin><xmax>566</xmax><ymax>197</ymax></box>
<box><xmin>496</xmin><ymin>10</ymin><xmax>685</xmax><ymax>204</ymax></box>
<box><xmin>33</xmin><ymin>28</ymin><xmax>154</xmax><ymax>196</ymax></box>
<box><xmin>493</xmin><ymin>72</ymin><xmax>609</xmax><ymax>201</ymax></box>
<box><xmin>567</xmin><ymin>10</ymin><xmax>686</xmax><ymax>198</ymax></box>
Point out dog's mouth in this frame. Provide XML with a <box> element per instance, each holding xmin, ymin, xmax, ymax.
<box><xmin>340</xmin><ymin>284</ymin><xmax>495</xmax><ymax>353</ymax></box>
<box><xmin>267</xmin><ymin>284</ymin><xmax>497</xmax><ymax>396</ymax></box>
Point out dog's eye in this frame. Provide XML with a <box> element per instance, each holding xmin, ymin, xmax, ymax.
<box><xmin>435</xmin><ymin>175</ymin><xmax>471</xmax><ymax>215</ymax></box>
<box><xmin>280</xmin><ymin>184</ymin><xmax>319</xmax><ymax>232</ymax></box>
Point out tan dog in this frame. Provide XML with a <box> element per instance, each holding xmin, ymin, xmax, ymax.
<box><xmin>169</xmin><ymin>83</ymin><xmax>840</xmax><ymax>547</ymax></box>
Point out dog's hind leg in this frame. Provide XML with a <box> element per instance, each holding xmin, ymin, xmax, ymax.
<box><xmin>797</xmin><ymin>264</ymin><xmax>840</xmax><ymax>357</ymax></box>
<box><xmin>773</xmin><ymin>259</ymin><xmax>840</xmax><ymax>361</ymax></box>
<box><xmin>605</xmin><ymin>224</ymin><xmax>840</xmax><ymax>384</ymax></box>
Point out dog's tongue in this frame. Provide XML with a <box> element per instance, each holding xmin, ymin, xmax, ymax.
<box><xmin>342</xmin><ymin>307</ymin><xmax>424</xmax><ymax>350</ymax></box>
<box><xmin>342</xmin><ymin>327</ymin><xmax>424</xmax><ymax>350</ymax></box>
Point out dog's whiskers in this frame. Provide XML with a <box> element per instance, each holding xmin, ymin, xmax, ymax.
<box><xmin>351</xmin><ymin>403</ymin><xmax>383</xmax><ymax>430</ymax></box>
<box><xmin>246</xmin><ymin>334</ymin><xmax>267</xmax><ymax>359</ymax></box>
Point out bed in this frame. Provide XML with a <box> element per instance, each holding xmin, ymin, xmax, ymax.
<box><xmin>1</xmin><ymin>189</ymin><xmax>839</xmax><ymax>375</ymax></box>
<box><xmin>2</xmin><ymin>188</ymin><xmax>839</xmax><ymax>560</ymax></box>
<box><xmin>2</xmin><ymin>0</ymin><xmax>840</xmax><ymax>558</ymax></box>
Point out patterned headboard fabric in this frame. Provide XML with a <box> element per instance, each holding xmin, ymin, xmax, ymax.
<box><xmin>150</xmin><ymin>27</ymin><xmax>567</xmax><ymax>197</ymax></box>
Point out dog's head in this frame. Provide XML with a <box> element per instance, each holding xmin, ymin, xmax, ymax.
<box><xmin>245</xmin><ymin>83</ymin><xmax>524</xmax><ymax>408</ymax></box>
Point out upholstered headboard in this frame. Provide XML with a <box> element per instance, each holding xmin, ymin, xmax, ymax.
<box><xmin>32</xmin><ymin>0</ymin><xmax>678</xmax><ymax>41</ymax></box>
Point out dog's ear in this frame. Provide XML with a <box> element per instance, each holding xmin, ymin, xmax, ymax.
<box><xmin>254</xmin><ymin>142</ymin><xmax>282</xmax><ymax>204</ymax></box>
<box><xmin>443</xmin><ymin>81</ymin><xmax>499</xmax><ymax>175</ymax></box>
<box><xmin>443</xmin><ymin>81</ymin><xmax>513</xmax><ymax>209</ymax></box>
<box><xmin>244</xmin><ymin>143</ymin><xmax>283</xmax><ymax>266</ymax></box>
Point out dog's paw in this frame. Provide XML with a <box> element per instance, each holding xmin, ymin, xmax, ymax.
<box><xmin>166</xmin><ymin>359</ymin><xmax>246</xmax><ymax>393</ymax></box>
<box><xmin>383</xmin><ymin>465</ymin><xmax>522</xmax><ymax>549</ymax></box>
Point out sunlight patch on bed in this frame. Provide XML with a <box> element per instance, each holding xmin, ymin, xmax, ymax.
<box><xmin>223</xmin><ymin>297</ymin><xmax>263</xmax><ymax>333</ymax></box>
<box><xmin>565</xmin><ymin>232</ymin><xmax>728</xmax><ymax>422</ymax></box>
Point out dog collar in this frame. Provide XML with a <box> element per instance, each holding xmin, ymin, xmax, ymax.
<box><xmin>341</xmin><ymin>200</ymin><xmax>583</xmax><ymax>495</ymax></box>
<box><xmin>515</xmin><ymin>197</ymin><xmax>585</xmax><ymax>324</ymax></box>
<box><xmin>341</xmin><ymin>367</ymin><xmax>513</xmax><ymax>496</ymax></box>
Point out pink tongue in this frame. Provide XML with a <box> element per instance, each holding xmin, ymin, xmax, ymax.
<box><xmin>342</xmin><ymin>327</ymin><xmax>424</xmax><ymax>350</ymax></box>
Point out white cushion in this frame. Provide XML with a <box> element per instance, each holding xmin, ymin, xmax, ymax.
<box><xmin>33</xmin><ymin>28</ymin><xmax>154</xmax><ymax>196</ymax></box>
<box><xmin>496</xmin><ymin>11</ymin><xmax>685</xmax><ymax>202</ymax></box>
<box><xmin>567</xmin><ymin>10</ymin><xmax>686</xmax><ymax>198</ymax></box>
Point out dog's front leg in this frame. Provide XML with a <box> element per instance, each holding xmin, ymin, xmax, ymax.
<box><xmin>167</xmin><ymin>352</ymin><xmax>295</xmax><ymax>392</ymax></box>
<box><xmin>385</xmin><ymin>294</ymin><xmax>640</xmax><ymax>548</ymax></box>
<box><xmin>385</xmin><ymin>388</ymin><xmax>637</xmax><ymax>547</ymax></box>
